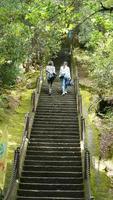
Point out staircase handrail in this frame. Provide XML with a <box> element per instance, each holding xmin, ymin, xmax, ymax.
<box><xmin>74</xmin><ymin>71</ymin><xmax>94</xmax><ymax>200</ymax></box>
<box><xmin>3</xmin><ymin>147</ymin><xmax>20</xmax><ymax>200</ymax></box>
<box><xmin>3</xmin><ymin>67</ymin><xmax>43</xmax><ymax>200</ymax></box>
<box><xmin>3</xmin><ymin>111</ymin><xmax>32</xmax><ymax>200</ymax></box>
<box><xmin>31</xmin><ymin>68</ymin><xmax>43</xmax><ymax>112</ymax></box>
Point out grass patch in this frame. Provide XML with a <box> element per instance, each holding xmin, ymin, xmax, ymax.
<box><xmin>2</xmin><ymin>88</ymin><xmax>33</xmax><ymax>190</ymax></box>
<box><xmin>0</xmin><ymin>70</ymin><xmax>39</xmax><ymax>190</ymax></box>
<box><xmin>91</xmin><ymin>168</ymin><xmax>113</xmax><ymax>200</ymax></box>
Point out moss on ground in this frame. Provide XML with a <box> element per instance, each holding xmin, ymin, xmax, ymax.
<box><xmin>91</xmin><ymin>168</ymin><xmax>113</xmax><ymax>200</ymax></box>
<box><xmin>81</xmin><ymin>88</ymin><xmax>113</xmax><ymax>199</ymax></box>
<box><xmin>0</xmin><ymin>71</ymin><xmax>39</xmax><ymax>190</ymax></box>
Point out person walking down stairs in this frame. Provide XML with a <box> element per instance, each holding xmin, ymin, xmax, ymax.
<box><xmin>59</xmin><ymin>61</ymin><xmax>71</xmax><ymax>95</ymax></box>
<box><xmin>46</xmin><ymin>61</ymin><xmax>56</xmax><ymax>95</ymax></box>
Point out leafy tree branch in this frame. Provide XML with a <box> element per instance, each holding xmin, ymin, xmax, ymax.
<box><xmin>75</xmin><ymin>1</ymin><xmax>113</xmax><ymax>30</ymax></box>
<box><xmin>100</xmin><ymin>2</ymin><xmax>113</xmax><ymax>12</ymax></box>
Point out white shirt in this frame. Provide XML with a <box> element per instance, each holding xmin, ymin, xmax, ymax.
<box><xmin>46</xmin><ymin>65</ymin><xmax>55</xmax><ymax>74</ymax></box>
<box><xmin>59</xmin><ymin>65</ymin><xmax>71</xmax><ymax>79</ymax></box>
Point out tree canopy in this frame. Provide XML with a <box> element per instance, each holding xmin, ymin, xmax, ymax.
<box><xmin>0</xmin><ymin>0</ymin><xmax>113</xmax><ymax>90</ymax></box>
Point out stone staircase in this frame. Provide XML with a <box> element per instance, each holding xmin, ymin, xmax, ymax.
<box><xmin>16</xmin><ymin>79</ymin><xmax>85</xmax><ymax>200</ymax></box>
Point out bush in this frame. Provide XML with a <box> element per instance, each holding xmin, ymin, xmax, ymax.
<box><xmin>0</xmin><ymin>63</ymin><xmax>20</xmax><ymax>86</ymax></box>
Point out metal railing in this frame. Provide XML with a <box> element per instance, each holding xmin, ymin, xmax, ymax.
<box><xmin>3</xmin><ymin>148</ymin><xmax>20</xmax><ymax>200</ymax></box>
<box><xmin>74</xmin><ymin>74</ymin><xmax>95</xmax><ymax>200</ymax></box>
<box><xmin>3</xmin><ymin>68</ymin><xmax>43</xmax><ymax>200</ymax></box>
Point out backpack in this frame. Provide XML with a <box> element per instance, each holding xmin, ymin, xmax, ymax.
<box><xmin>47</xmin><ymin>72</ymin><xmax>57</xmax><ymax>81</ymax></box>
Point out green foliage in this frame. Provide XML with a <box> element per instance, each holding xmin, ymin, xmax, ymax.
<box><xmin>76</xmin><ymin>0</ymin><xmax>113</xmax><ymax>94</ymax></box>
<box><xmin>0</xmin><ymin>63</ymin><xmax>20</xmax><ymax>85</ymax></box>
<box><xmin>88</xmin><ymin>32</ymin><xmax>113</xmax><ymax>93</ymax></box>
<box><xmin>0</xmin><ymin>0</ymin><xmax>78</xmax><ymax>85</ymax></box>
<box><xmin>1</xmin><ymin>0</ymin><xmax>113</xmax><ymax>91</ymax></box>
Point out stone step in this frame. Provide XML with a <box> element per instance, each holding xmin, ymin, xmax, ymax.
<box><xmin>36</xmin><ymin>112</ymin><xmax>77</xmax><ymax>116</ymax></box>
<box><xmin>19</xmin><ymin>182</ymin><xmax>83</xmax><ymax>190</ymax></box>
<box><xmin>17</xmin><ymin>189</ymin><xmax>84</xmax><ymax>198</ymax></box>
<box><xmin>33</xmin><ymin>119</ymin><xmax>78</xmax><ymax>124</ymax></box>
<box><xmin>39</xmin><ymin>96</ymin><xmax>76</xmax><ymax>100</ymax></box>
<box><xmin>26</xmin><ymin>146</ymin><xmax>80</xmax><ymax>152</ymax></box>
<box><xmin>36</xmin><ymin>109</ymin><xmax>77</xmax><ymax>113</ymax></box>
<box><xmin>35</xmin><ymin>112</ymin><xmax>77</xmax><ymax>117</ymax></box>
<box><xmin>31</xmin><ymin>127</ymin><xmax>79</xmax><ymax>131</ymax></box>
<box><xmin>21</xmin><ymin>171</ymin><xmax>83</xmax><ymax>178</ymax></box>
<box><xmin>32</xmin><ymin>127</ymin><xmax>79</xmax><ymax>131</ymax></box>
<box><xmin>38</xmin><ymin>101</ymin><xmax>76</xmax><ymax>105</ymax></box>
<box><xmin>36</xmin><ymin>106</ymin><xmax>76</xmax><ymax>110</ymax></box>
<box><xmin>34</xmin><ymin>117</ymin><xmax>77</xmax><ymax>121</ymax></box>
<box><xmin>37</xmin><ymin>105</ymin><xmax>76</xmax><ymax>108</ymax></box>
<box><xmin>31</xmin><ymin>130</ymin><xmax>79</xmax><ymax>135</ymax></box>
<box><xmin>24</xmin><ymin>160</ymin><xmax>82</xmax><ymax>166</ymax></box>
<box><xmin>25</xmin><ymin>152</ymin><xmax>81</xmax><ymax>158</ymax></box>
<box><xmin>17</xmin><ymin>195</ymin><xmax>84</xmax><ymax>200</ymax></box>
<box><xmin>28</xmin><ymin>143</ymin><xmax>80</xmax><ymax>148</ymax></box>
<box><xmin>23</xmin><ymin>165</ymin><xmax>82</xmax><ymax>172</ymax></box>
<box><xmin>29</xmin><ymin>138</ymin><xmax>80</xmax><ymax>144</ymax></box>
<box><xmin>39</xmin><ymin>92</ymin><xmax>75</xmax><ymax>95</ymax></box>
<box><xmin>30</xmin><ymin>134</ymin><xmax>80</xmax><ymax>139</ymax></box>
<box><xmin>20</xmin><ymin>176</ymin><xmax>83</xmax><ymax>184</ymax></box>
<box><xmin>38</xmin><ymin>102</ymin><xmax>76</xmax><ymax>106</ymax></box>
<box><xmin>33</xmin><ymin>122</ymin><xmax>78</xmax><ymax>126</ymax></box>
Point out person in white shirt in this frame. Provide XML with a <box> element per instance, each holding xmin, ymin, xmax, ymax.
<box><xmin>59</xmin><ymin>61</ymin><xmax>71</xmax><ymax>95</ymax></box>
<box><xmin>46</xmin><ymin>61</ymin><xmax>56</xmax><ymax>95</ymax></box>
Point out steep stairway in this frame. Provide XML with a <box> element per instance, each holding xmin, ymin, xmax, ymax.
<box><xmin>16</xmin><ymin>79</ymin><xmax>85</xmax><ymax>200</ymax></box>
